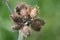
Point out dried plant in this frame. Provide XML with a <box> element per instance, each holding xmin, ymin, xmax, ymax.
<box><xmin>4</xmin><ymin>0</ymin><xmax>45</xmax><ymax>38</ymax></box>
<box><xmin>10</xmin><ymin>3</ymin><xmax>45</xmax><ymax>37</ymax></box>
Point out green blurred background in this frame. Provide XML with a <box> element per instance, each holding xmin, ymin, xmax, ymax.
<box><xmin>0</xmin><ymin>0</ymin><xmax>60</xmax><ymax>40</ymax></box>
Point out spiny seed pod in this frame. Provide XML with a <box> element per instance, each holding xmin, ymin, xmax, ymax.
<box><xmin>30</xmin><ymin>6</ymin><xmax>39</xmax><ymax>19</ymax></box>
<box><xmin>11</xmin><ymin>24</ymin><xmax>23</xmax><ymax>30</ymax></box>
<box><xmin>31</xmin><ymin>19</ymin><xmax>45</xmax><ymax>31</ymax></box>
<box><xmin>15</xmin><ymin>3</ymin><xmax>31</xmax><ymax>15</ymax></box>
<box><xmin>10</xmin><ymin>13</ymin><xmax>23</xmax><ymax>24</ymax></box>
<box><xmin>21</xmin><ymin>26</ymin><xmax>31</xmax><ymax>37</ymax></box>
<box><xmin>16</xmin><ymin>3</ymin><xmax>27</xmax><ymax>13</ymax></box>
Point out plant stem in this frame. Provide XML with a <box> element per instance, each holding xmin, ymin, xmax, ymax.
<box><xmin>18</xmin><ymin>30</ymin><xmax>23</xmax><ymax>40</ymax></box>
<box><xmin>4</xmin><ymin>0</ymin><xmax>14</xmax><ymax>13</ymax></box>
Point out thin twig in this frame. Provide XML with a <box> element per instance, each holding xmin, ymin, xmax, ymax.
<box><xmin>4</xmin><ymin>0</ymin><xmax>14</xmax><ymax>13</ymax></box>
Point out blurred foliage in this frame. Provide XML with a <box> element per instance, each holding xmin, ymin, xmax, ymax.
<box><xmin>0</xmin><ymin>0</ymin><xmax>60</xmax><ymax>40</ymax></box>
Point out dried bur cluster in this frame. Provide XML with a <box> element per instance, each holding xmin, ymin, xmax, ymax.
<box><xmin>10</xmin><ymin>3</ymin><xmax>45</xmax><ymax>37</ymax></box>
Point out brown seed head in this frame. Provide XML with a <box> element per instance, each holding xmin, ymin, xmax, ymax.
<box><xmin>31</xmin><ymin>19</ymin><xmax>45</xmax><ymax>31</ymax></box>
<box><xmin>30</xmin><ymin>6</ymin><xmax>39</xmax><ymax>19</ymax></box>
<box><xmin>21</xmin><ymin>26</ymin><xmax>31</xmax><ymax>37</ymax></box>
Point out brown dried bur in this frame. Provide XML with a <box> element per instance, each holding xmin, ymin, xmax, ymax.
<box><xmin>30</xmin><ymin>6</ymin><xmax>39</xmax><ymax>20</ymax></box>
<box><xmin>11</xmin><ymin>24</ymin><xmax>22</xmax><ymax>30</ymax></box>
<box><xmin>15</xmin><ymin>3</ymin><xmax>27</xmax><ymax>14</ymax></box>
<box><xmin>21</xmin><ymin>26</ymin><xmax>31</xmax><ymax>37</ymax></box>
<box><xmin>10</xmin><ymin>13</ymin><xmax>23</xmax><ymax>24</ymax></box>
<box><xmin>10</xmin><ymin>13</ymin><xmax>24</xmax><ymax>30</ymax></box>
<box><xmin>15</xmin><ymin>3</ymin><xmax>31</xmax><ymax>16</ymax></box>
<box><xmin>31</xmin><ymin>19</ymin><xmax>45</xmax><ymax>31</ymax></box>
